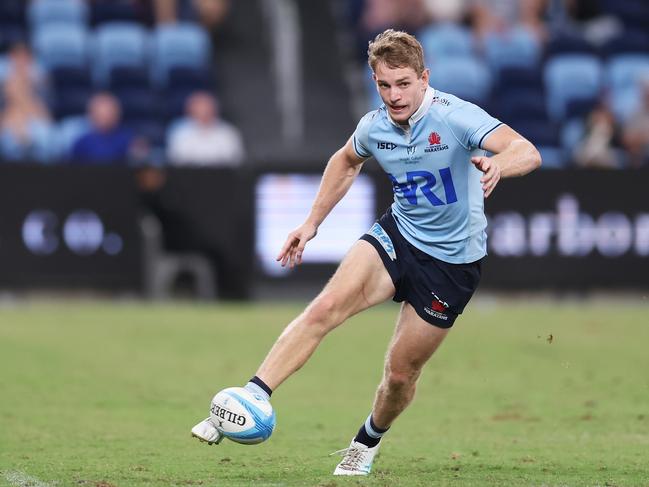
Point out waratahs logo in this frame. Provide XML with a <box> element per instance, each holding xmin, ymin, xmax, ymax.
<box><xmin>425</xmin><ymin>132</ymin><xmax>448</xmax><ymax>153</ymax></box>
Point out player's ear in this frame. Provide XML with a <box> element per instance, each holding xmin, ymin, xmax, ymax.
<box><xmin>421</xmin><ymin>68</ymin><xmax>430</xmax><ymax>87</ymax></box>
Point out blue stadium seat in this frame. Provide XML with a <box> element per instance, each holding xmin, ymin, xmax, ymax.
<box><xmin>168</xmin><ymin>66</ymin><xmax>212</xmax><ymax>91</ymax></box>
<box><xmin>483</xmin><ymin>26</ymin><xmax>541</xmax><ymax>73</ymax></box>
<box><xmin>116</xmin><ymin>89</ymin><xmax>160</xmax><ymax>122</ymax></box>
<box><xmin>610</xmin><ymin>87</ymin><xmax>642</xmax><ymax>122</ymax></box>
<box><xmin>417</xmin><ymin>23</ymin><xmax>475</xmax><ymax>65</ymax></box>
<box><xmin>492</xmin><ymin>89</ymin><xmax>547</xmax><ymax>125</ymax></box>
<box><xmin>605</xmin><ymin>54</ymin><xmax>649</xmax><ymax>92</ymax></box>
<box><xmin>151</xmin><ymin>23</ymin><xmax>211</xmax><ymax>85</ymax></box>
<box><xmin>429</xmin><ymin>57</ymin><xmax>492</xmax><ymax>103</ymax></box>
<box><xmin>108</xmin><ymin>66</ymin><xmax>150</xmax><ymax>90</ymax></box>
<box><xmin>546</xmin><ymin>34</ymin><xmax>596</xmax><ymax>57</ymax></box>
<box><xmin>32</xmin><ymin>24</ymin><xmax>88</xmax><ymax>69</ymax></box>
<box><xmin>50</xmin><ymin>66</ymin><xmax>92</xmax><ymax>89</ymax></box>
<box><xmin>0</xmin><ymin>1</ymin><xmax>26</xmax><ymax>54</ymax></box>
<box><xmin>28</xmin><ymin>0</ymin><xmax>88</xmax><ymax>29</ymax></box>
<box><xmin>516</xmin><ymin>120</ymin><xmax>560</xmax><ymax>147</ymax></box>
<box><xmin>601</xmin><ymin>31</ymin><xmax>649</xmax><ymax>57</ymax></box>
<box><xmin>92</xmin><ymin>22</ymin><xmax>149</xmax><ymax>86</ymax></box>
<box><xmin>55</xmin><ymin>115</ymin><xmax>90</xmax><ymax>159</ymax></box>
<box><xmin>560</xmin><ymin>118</ymin><xmax>585</xmax><ymax>154</ymax></box>
<box><xmin>127</xmin><ymin>119</ymin><xmax>166</xmax><ymax>147</ymax></box>
<box><xmin>51</xmin><ymin>87</ymin><xmax>93</xmax><ymax>120</ymax></box>
<box><xmin>544</xmin><ymin>54</ymin><xmax>603</xmax><ymax>120</ymax></box>
<box><xmin>90</xmin><ymin>0</ymin><xmax>143</xmax><ymax>25</ymax></box>
<box><xmin>537</xmin><ymin>146</ymin><xmax>565</xmax><ymax>169</ymax></box>
<box><xmin>496</xmin><ymin>67</ymin><xmax>544</xmax><ymax>93</ymax></box>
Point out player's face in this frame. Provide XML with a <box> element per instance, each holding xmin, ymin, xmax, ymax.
<box><xmin>373</xmin><ymin>63</ymin><xmax>429</xmax><ymax>124</ymax></box>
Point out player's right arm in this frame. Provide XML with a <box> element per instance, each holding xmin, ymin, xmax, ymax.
<box><xmin>277</xmin><ymin>137</ymin><xmax>366</xmax><ymax>268</ymax></box>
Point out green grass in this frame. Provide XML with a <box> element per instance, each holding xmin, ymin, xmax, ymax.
<box><xmin>1</xmin><ymin>299</ymin><xmax>648</xmax><ymax>487</ymax></box>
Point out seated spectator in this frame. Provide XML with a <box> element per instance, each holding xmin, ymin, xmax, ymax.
<box><xmin>1</xmin><ymin>42</ymin><xmax>48</xmax><ymax>97</ymax></box>
<box><xmin>70</xmin><ymin>92</ymin><xmax>136</xmax><ymax>165</ymax></box>
<box><xmin>573</xmin><ymin>104</ymin><xmax>624</xmax><ymax>169</ymax></box>
<box><xmin>622</xmin><ymin>78</ymin><xmax>649</xmax><ymax>168</ymax></box>
<box><xmin>0</xmin><ymin>74</ymin><xmax>53</xmax><ymax>162</ymax></box>
<box><xmin>166</xmin><ymin>91</ymin><xmax>245</xmax><ymax>166</ymax></box>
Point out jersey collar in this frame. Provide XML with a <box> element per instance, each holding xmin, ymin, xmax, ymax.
<box><xmin>386</xmin><ymin>86</ymin><xmax>435</xmax><ymax>129</ymax></box>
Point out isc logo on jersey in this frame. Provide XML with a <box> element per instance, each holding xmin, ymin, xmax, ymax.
<box><xmin>210</xmin><ymin>387</ymin><xmax>276</xmax><ymax>444</ymax></box>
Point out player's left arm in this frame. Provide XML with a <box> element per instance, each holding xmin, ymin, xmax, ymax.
<box><xmin>471</xmin><ymin>125</ymin><xmax>542</xmax><ymax>198</ymax></box>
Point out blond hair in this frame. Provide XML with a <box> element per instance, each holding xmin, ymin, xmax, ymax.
<box><xmin>367</xmin><ymin>29</ymin><xmax>425</xmax><ymax>77</ymax></box>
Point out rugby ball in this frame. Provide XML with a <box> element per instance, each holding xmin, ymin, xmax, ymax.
<box><xmin>209</xmin><ymin>387</ymin><xmax>276</xmax><ymax>444</ymax></box>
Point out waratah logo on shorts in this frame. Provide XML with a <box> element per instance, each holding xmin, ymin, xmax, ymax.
<box><xmin>425</xmin><ymin>132</ymin><xmax>449</xmax><ymax>153</ymax></box>
<box><xmin>424</xmin><ymin>292</ymin><xmax>449</xmax><ymax>320</ymax></box>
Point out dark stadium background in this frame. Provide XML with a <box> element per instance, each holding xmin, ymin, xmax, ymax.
<box><xmin>0</xmin><ymin>0</ymin><xmax>648</xmax><ymax>300</ymax></box>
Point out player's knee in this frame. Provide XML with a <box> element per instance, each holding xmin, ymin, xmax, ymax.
<box><xmin>385</xmin><ymin>369</ymin><xmax>418</xmax><ymax>392</ymax></box>
<box><xmin>303</xmin><ymin>293</ymin><xmax>343</xmax><ymax>332</ymax></box>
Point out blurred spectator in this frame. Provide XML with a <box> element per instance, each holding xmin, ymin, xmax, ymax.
<box><xmin>471</xmin><ymin>0</ymin><xmax>548</xmax><ymax>40</ymax></box>
<box><xmin>357</xmin><ymin>0</ymin><xmax>430</xmax><ymax>48</ymax></box>
<box><xmin>167</xmin><ymin>91</ymin><xmax>245</xmax><ymax>166</ymax></box>
<box><xmin>0</xmin><ymin>72</ymin><xmax>53</xmax><ymax>162</ymax></box>
<box><xmin>573</xmin><ymin>104</ymin><xmax>623</xmax><ymax>169</ymax></box>
<box><xmin>1</xmin><ymin>42</ymin><xmax>48</xmax><ymax>99</ymax></box>
<box><xmin>422</xmin><ymin>0</ymin><xmax>469</xmax><ymax>23</ymax></box>
<box><xmin>622</xmin><ymin>78</ymin><xmax>649</xmax><ymax>168</ymax></box>
<box><xmin>192</xmin><ymin>0</ymin><xmax>231</xmax><ymax>28</ymax></box>
<box><xmin>70</xmin><ymin>92</ymin><xmax>139</xmax><ymax>165</ymax></box>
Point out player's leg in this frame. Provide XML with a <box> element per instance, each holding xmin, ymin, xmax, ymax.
<box><xmin>333</xmin><ymin>302</ymin><xmax>448</xmax><ymax>475</ymax></box>
<box><xmin>254</xmin><ymin>238</ymin><xmax>395</xmax><ymax>391</ymax></box>
<box><xmin>192</xmin><ymin>239</ymin><xmax>395</xmax><ymax>444</ymax></box>
<box><xmin>371</xmin><ymin>302</ymin><xmax>448</xmax><ymax>428</ymax></box>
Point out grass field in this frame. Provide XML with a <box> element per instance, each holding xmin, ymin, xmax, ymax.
<box><xmin>1</xmin><ymin>299</ymin><xmax>648</xmax><ymax>487</ymax></box>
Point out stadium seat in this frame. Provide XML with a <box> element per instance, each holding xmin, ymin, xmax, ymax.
<box><xmin>28</xmin><ymin>0</ymin><xmax>88</xmax><ymax>29</ymax></box>
<box><xmin>495</xmin><ymin>67</ymin><xmax>544</xmax><ymax>93</ymax></box>
<box><xmin>609</xmin><ymin>87</ymin><xmax>642</xmax><ymax>122</ymax></box>
<box><xmin>127</xmin><ymin>119</ymin><xmax>166</xmax><ymax>147</ymax></box>
<box><xmin>116</xmin><ymin>88</ymin><xmax>161</xmax><ymax>122</ymax></box>
<box><xmin>516</xmin><ymin>120</ymin><xmax>560</xmax><ymax>147</ymax></box>
<box><xmin>90</xmin><ymin>0</ymin><xmax>142</xmax><ymax>25</ymax></box>
<box><xmin>544</xmin><ymin>54</ymin><xmax>603</xmax><ymax>120</ymax></box>
<box><xmin>417</xmin><ymin>23</ymin><xmax>475</xmax><ymax>65</ymax></box>
<box><xmin>560</xmin><ymin>118</ymin><xmax>585</xmax><ymax>154</ymax></box>
<box><xmin>55</xmin><ymin>115</ymin><xmax>90</xmax><ymax>159</ymax></box>
<box><xmin>151</xmin><ymin>23</ymin><xmax>211</xmax><ymax>85</ymax></box>
<box><xmin>492</xmin><ymin>89</ymin><xmax>547</xmax><ymax>124</ymax></box>
<box><xmin>605</xmin><ymin>54</ymin><xmax>649</xmax><ymax>92</ymax></box>
<box><xmin>168</xmin><ymin>66</ymin><xmax>213</xmax><ymax>91</ymax></box>
<box><xmin>108</xmin><ymin>66</ymin><xmax>150</xmax><ymax>90</ymax></box>
<box><xmin>32</xmin><ymin>24</ymin><xmax>89</xmax><ymax>69</ymax></box>
<box><xmin>50</xmin><ymin>66</ymin><xmax>92</xmax><ymax>89</ymax></box>
<box><xmin>52</xmin><ymin>86</ymin><xmax>94</xmax><ymax>119</ymax></box>
<box><xmin>545</xmin><ymin>34</ymin><xmax>596</xmax><ymax>57</ymax></box>
<box><xmin>483</xmin><ymin>26</ymin><xmax>541</xmax><ymax>73</ymax></box>
<box><xmin>601</xmin><ymin>31</ymin><xmax>649</xmax><ymax>57</ymax></box>
<box><xmin>536</xmin><ymin>146</ymin><xmax>565</xmax><ymax>169</ymax></box>
<box><xmin>429</xmin><ymin>57</ymin><xmax>492</xmax><ymax>103</ymax></box>
<box><xmin>92</xmin><ymin>22</ymin><xmax>150</xmax><ymax>86</ymax></box>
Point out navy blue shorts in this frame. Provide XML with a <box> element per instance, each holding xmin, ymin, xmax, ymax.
<box><xmin>359</xmin><ymin>209</ymin><xmax>482</xmax><ymax>328</ymax></box>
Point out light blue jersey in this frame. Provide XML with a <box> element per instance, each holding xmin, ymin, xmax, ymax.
<box><xmin>353</xmin><ymin>87</ymin><xmax>502</xmax><ymax>264</ymax></box>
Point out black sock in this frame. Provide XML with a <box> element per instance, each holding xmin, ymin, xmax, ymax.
<box><xmin>354</xmin><ymin>414</ymin><xmax>389</xmax><ymax>448</ymax></box>
<box><xmin>248</xmin><ymin>375</ymin><xmax>273</xmax><ymax>397</ymax></box>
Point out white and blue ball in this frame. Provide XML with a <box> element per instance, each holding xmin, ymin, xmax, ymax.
<box><xmin>210</xmin><ymin>387</ymin><xmax>275</xmax><ymax>444</ymax></box>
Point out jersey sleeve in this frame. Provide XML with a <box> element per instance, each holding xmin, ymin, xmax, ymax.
<box><xmin>445</xmin><ymin>101</ymin><xmax>503</xmax><ymax>150</ymax></box>
<box><xmin>351</xmin><ymin>111</ymin><xmax>376</xmax><ymax>159</ymax></box>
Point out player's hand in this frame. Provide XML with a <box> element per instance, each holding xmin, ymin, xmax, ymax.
<box><xmin>471</xmin><ymin>156</ymin><xmax>501</xmax><ymax>198</ymax></box>
<box><xmin>276</xmin><ymin>222</ymin><xmax>318</xmax><ymax>268</ymax></box>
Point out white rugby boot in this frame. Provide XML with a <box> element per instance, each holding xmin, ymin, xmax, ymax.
<box><xmin>331</xmin><ymin>439</ymin><xmax>381</xmax><ymax>476</ymax></box>
<box><xmin>191</xmin><ymin>417</ymin><xmax>224</xmax><ymax>445</ymax></box>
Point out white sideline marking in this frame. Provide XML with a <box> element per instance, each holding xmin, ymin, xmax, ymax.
<box><xmin>4</xmin><ymin>471</ymin><xmax>55</xmax><ymax>487</ymax></box>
